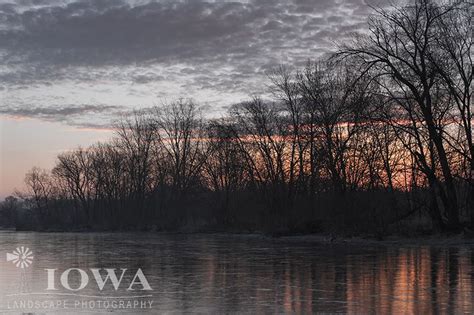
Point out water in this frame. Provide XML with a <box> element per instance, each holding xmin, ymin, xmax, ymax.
<box><xmin>0</xmin><ymin>232</ymin><xmax>473</xmax><ymax>314</ymax></box>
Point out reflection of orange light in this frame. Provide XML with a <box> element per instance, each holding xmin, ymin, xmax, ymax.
<box><xmin>284</xmin><ymin>266</ymin><xmax>292</xmax><ymax>313</ymax></box>
<box><xmin>343</xmin><ymin>248</ymin><xmax>474</xmax><ymax>314</ymax></box>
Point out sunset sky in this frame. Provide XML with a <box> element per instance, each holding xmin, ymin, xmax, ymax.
<box><xmin>0</xmin><ymin>0</ymin><xmax>391</xmax><ymax>199</ymax></box>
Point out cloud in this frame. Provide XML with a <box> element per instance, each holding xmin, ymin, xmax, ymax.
<box><xmin>132</xmin><ymin>72</ymin><xmax>164</xmax><ymax>84</ymax></box>
<box><xmin>0</xmin><ymin>104</ymin><xmax>123</xmax><ymax>123</ymax></box>
<box><xmin>0</xmin><ymin>0</ymin><xmax>392</xmax><ymax>125</ymax></box>
<box><xmin>1</xmin><ymin>1</ymin><xmax>263</xmax><ymax>67</ymax></box>
<box><xmin>0</xmin><ymin>0</ymin><xmax>376</xmax><ymax>74</ymax></box>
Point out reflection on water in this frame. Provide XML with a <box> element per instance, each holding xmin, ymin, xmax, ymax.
<box><xmin>0</xmin><ymin>232</ymin><xmax>473</xmax><ymax>314</ymax></box>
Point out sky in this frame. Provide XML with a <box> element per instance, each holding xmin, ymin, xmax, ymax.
<box><xmin>0</xmin><ymin>0</ymin><xmax>392</xmax><ymax>199</ymax></box>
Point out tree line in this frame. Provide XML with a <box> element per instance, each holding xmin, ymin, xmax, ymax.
<box><xmin>1</xmin><ymin>0</ymin><xmax>472</xmax><ymax>235</ymax></box>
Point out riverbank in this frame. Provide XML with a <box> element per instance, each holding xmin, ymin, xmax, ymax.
<box><xmin>3</xmin><ymin>227</ymin><xmax>474</xmax><ymax>246</ymax></box>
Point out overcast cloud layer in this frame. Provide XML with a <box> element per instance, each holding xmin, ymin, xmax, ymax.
<box><xmin>0</xmin><ymin>0</ymin><xmax>390</xmax><ymax>126</ymax></box>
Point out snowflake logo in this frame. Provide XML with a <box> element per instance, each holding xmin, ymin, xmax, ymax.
<box><xmin>6</xmin><ymin>246</ymin><xmax>34</xmax><ymax>268</ymax></box>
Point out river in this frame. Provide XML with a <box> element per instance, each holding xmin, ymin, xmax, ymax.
<box><xmin>0</xmin><ymin>232</ymin><xmax>473</xmax><ymax>314</ymax></box>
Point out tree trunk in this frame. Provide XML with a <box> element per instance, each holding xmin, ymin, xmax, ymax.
<box><xmin>423</xmin><ymin>103</ymin><xmax>460</xmax><ymax>230</ymax></box>
<box><xmin>470</xmin><ymin>153</ymin><xmax>474</xmax><ymax>227</ymax></box>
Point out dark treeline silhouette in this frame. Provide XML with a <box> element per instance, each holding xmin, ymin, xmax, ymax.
<box><xmin>1</xmin><ymin>0</ymin><xmax>472</xmax><ymax>235</ymax></box>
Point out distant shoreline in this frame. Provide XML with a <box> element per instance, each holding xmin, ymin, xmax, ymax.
<box><xmin>2</xmin><ymin>229</ymin><xmax>474</xmax><ymax>246</ymax></box>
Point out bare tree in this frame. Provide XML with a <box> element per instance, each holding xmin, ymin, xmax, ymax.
<box><xmin>203</xmin><ymin>119</ymin><xmax>247</xmax><ymax>224</ymax></box>
<box><xmin>337</xmin><ymin>0</ymin><xmax>467</xmax><ymax>229</ymax></box>
<box><xmin>23</xmin><ymin>167</ymin><xmax>55</xmax><ymax>222</ymax></box>
<box><xmin>115</xmin><ymin>110</ymin><xmax>157</xmax><ymax>223</ymax></box>
<box><xmin>296</xmin><ymin>61</ymin><xmax>366</xmax><ymax>194</ymax></box>
<box><xmin>153</xmin><ymin>100</ymin><xmax>207</xmax><ymax>194</ymax></box>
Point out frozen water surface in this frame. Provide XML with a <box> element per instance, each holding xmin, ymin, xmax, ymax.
<box><xmin>0</xmin><ymin>232</ymin><xmax>473</xmax><ymax>314</ymax></box>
